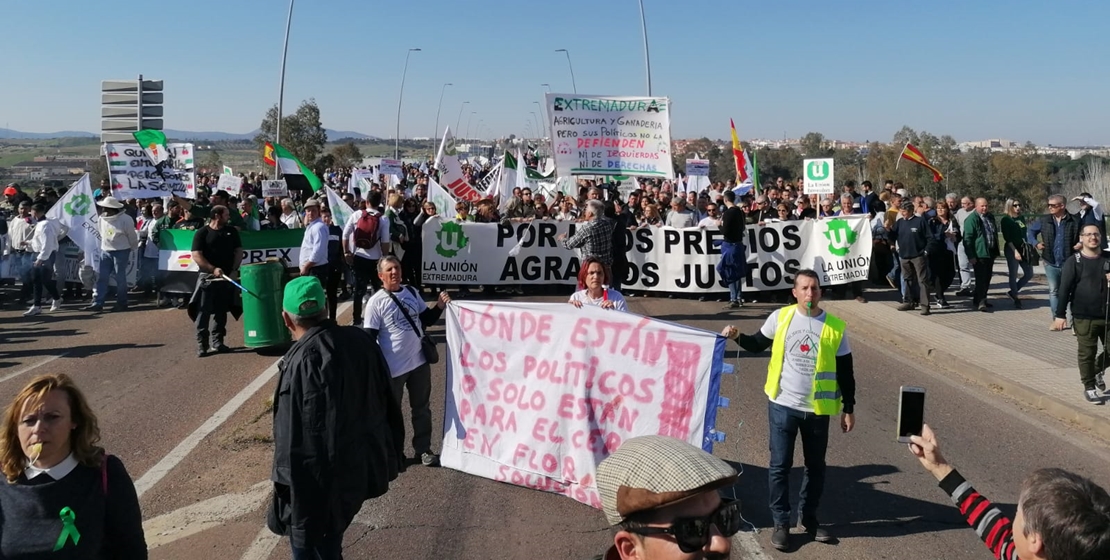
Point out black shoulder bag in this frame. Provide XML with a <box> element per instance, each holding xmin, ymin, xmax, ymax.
<box><xmin>385</xmin><ymin>288</ymin><xmax>440</xmax><ymax>364</ymax></box>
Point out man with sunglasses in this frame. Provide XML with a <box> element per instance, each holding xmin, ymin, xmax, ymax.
<box><xmin>1028</xmin><ymin>194</ymin><xmax>1080</xmax><ymax>328</ymax></box>
<box><xmin>594</xmin><ymin>435</ymin><xmax>739</xmax><ymax>560</ymax></box>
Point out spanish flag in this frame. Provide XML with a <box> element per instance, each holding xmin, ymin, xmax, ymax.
<box><xmin>899</xmin><ymin>143</ymin><xmax>944</xmax><ymax>182</ymax></box>
<box><xmin>730</xmin><ymin>119</ymin><xmax>752</xmax><ymax>185</ymax></box>
<box><xmin>263</xmin><ymin>142</ymin><xmax>276</xmax><ymax>166</ymax></box>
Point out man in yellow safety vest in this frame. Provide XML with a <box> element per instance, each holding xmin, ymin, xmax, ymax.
<box><xmin>721</xmin><ymin>268</ymin><xmax>857</xmax><ymax>551</ymax></box>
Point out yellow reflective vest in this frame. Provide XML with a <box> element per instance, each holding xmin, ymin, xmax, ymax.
<box><xmin>764</xmin><ymin>304</ymin><xmax>846</xmax><ymax>416</ymax></box>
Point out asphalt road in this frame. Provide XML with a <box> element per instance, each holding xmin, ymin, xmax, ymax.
<box><xmin>1</xmin><ymin>286</ymin><xmax>1108</xmax><ymax>560</ymax></box>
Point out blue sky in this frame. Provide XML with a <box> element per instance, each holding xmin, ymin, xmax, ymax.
<box><xmin>2</xmin><ymin>0</ymin><xmax>1107</xmax><ymax>145</ymax></box>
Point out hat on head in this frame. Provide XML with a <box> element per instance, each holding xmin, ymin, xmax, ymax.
<box><xmin>303</xmin><ymin>198</ymin><xmax>320</xmax><ymax>208</ymax></box>
<box><xmin>283</xmin><ymin>276</ymin><xmax>326</xmax><ymax>316</ymax></box>
<box><xmin>96</xmin><ymin>196</ymin><xmax>124</xmax><ymax>209</ymax></box>
<box><xmin>597</xmin><ymin>435</ymin><xmax>738</xmax><ymax>526</ymax></box>
<box><xmin>3</xmin><ymin>186</ymin><xmax>16</xmax><ymax>196</ymax></box>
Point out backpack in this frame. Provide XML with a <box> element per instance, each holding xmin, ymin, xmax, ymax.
<box><xmin>353</xmin><ymin>210</ymin><xmax>382</xmax><ymax>250</ymax></box>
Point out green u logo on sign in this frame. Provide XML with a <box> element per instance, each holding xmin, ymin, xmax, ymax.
<box><xmin>806</xmin><ymin>161</ymin><xmax>830</xmax><ymax>181</ymax></box>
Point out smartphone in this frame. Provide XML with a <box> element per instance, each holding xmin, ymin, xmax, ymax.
<box><xmin>897</xmin><ymin>386</ymin><xmax>926</xmax><ymax>443</ymax></box>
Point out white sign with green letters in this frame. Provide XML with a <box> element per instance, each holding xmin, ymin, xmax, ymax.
<box><xmin>803</xmin><ymin>158</ymin><xmax>835</xmax><ymax>195</ymax></box>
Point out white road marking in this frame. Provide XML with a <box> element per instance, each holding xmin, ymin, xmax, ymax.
<box><xmin>239</xmin><ymin>527</ymin><xmax>283</xmax><ymax>560</ymax></box>
<box><xmin>0</xmin><ymin>352</ymin><xmax>68</xmax><ymax>384</ymax></box>
<box><xmin>733</xmin><ymin>531</ymin><xmax>771</xmax><ymax>559</ymax></box>
<box><xmin>145</xmin><ymin>481</ymin><xmax>272</xmax><ymax>549</ymax></box>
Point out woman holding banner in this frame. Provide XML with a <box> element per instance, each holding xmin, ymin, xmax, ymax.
<box><xmin>569</xmin><ymin>257</ymin><xmax>628</xmax><ymax>312</ymax></box>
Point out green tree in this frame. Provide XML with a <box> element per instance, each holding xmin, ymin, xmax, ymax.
<box><xmin>988</xmin><ymin>148</ymin><xmax>1048</xmax><ymax>205</ymax></box>
<box><xmin>89</xmin><ymin>157</ymin><xmax>108</xmax><ymax>185</ymax></box>
<box><xmin>314</xmin><ymin>153</ymin><xmax>336</xmax><ymax>175</ymax></box>
<box><xmin>197</xmin><ymin>149</ymin><xmax>222</xmax><ymax>175</ymax></box>
<box><xmin>254</xmin><ymin>98</ymin><xmax>328</xmax><ymax>166</ymax></box>
<box><xmin>330</xmin><ymin>142</ymin><xmax>364</xmax><ymax>168</ymax></box>
<box><xmin>755</xmin><ymin>146</ymin><xmax>803</xmax><ymax>184</ymax></box>
<box><xmin>800</xmin><ymin>132</ymin><xmax>831</xmax><ymax>158</ymax></box>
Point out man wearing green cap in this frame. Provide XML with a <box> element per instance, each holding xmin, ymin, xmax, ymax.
<box><xmin>268</xmin><ymin>276</ymin><xmax>405</xmax><ymax>559</ymax></box>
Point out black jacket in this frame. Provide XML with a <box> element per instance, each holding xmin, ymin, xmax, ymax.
<box><xmin>268</xmin><ymin>321</ymin><xmax>405</xmax><ymax>547</ymax></box>
<box><xmin>1057</xmin><ymin>251</ymin><xmax>1110</xmax><ymax>321</ymax></box>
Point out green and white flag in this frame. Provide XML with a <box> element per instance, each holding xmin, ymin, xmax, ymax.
<box><xmin>132</xmin><ymin>129</ymin><xmax>169</xmax><ymax>166</ymax></box>
<box><xmin>223</xmin><ymin>165</ymin><xmax>233</xmax><ymax>175</ymax></box>
<box><xmin>427</xmin><ymin>177</ymin><xmax>457</xmax><ymax>218</ymax></box>
<box><xmin>158</xmin><ymin>228</ymin><xmax>305</xmax><ymax>293</ymax></box>
<box><xmin>325</xmin><ymin>186</ymin><xmax>354</xmax><ymax>227</ymax></box>
<box><xmin>272</xmin><ymin>143</ymin><xmax>323</xmax><ymax>192</ymax></box>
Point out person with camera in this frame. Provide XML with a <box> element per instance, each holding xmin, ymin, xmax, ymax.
<box><xmin>908</xmin><ymin>424</ymin><xmax>1110</xmax><ymax>560</ymax></box>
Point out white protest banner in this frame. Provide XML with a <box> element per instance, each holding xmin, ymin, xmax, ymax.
<box><xmin>216</xmin><ymin>174</ymin><xmax>242</xmax><ymax>197</ymax></box>
<box><xmin>262</xmin><ymin>180</ymin><xmax>288</xmax><ymax>198</ymax></box>
<box><xmin>803</xmin><ymin>158</ymin><xmax>835</xmax><ymax>195</ymax></box>
<box><xmin>686</xmin><ymin>158</ymin><xmax>709</xmax><ymax>176</ymax></box>
<box><xmin>546</xmin><ymin>94</ymin><xmax>673</xmax><ymax>179</ymax></box>
<box><xmin>105</xmin><ymin>143</ymin><xmax>196</xmax><ymax>199</ymax></box>
<box><xmin>441</xmin><ymin>301</ymin><xmax>729</xmax><ymax>508</ymax></box>
<box><xmin>349</xmin><ymin>169</ymin><xmax>375</xmax><ymax>196</ymax></box>
<box><xmin>421</xmin><ymin>216</ymin><xmax>872</xmax><ymax>292</ymax></box>
<box><xmin>435</xmin><ymin>127</ymin><xmax>482</xmax><ymax>202</ymax></box>
<box><xmin>379</xmin><ymin>158</ymin><xmax>403</xmax><ymax>177</ymax></box>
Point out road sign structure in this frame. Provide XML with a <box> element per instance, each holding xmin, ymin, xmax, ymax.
<box><xmin>101</xmin><ymin>77</ymin><xmax>163</xmax><ymax>143</ymax></box>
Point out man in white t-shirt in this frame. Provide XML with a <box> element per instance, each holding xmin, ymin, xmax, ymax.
<box><xmin>721</xmin><ymin>269</ymin><xmax>856</xmax><ymax>551</ymax></box>
<box><xmin>697</xmin><ymin>202</ymin><xmax>721</xmax><ymax>229</ymax></box>
<box><xmin>364</xmin><ymin>255</ymin><xmax>450</xmax><ymax>467</ymax></box>
<box><xmin>342</xmin><ymin>191</ymin><xmax>391</xmax><ymax>326</ymax></box>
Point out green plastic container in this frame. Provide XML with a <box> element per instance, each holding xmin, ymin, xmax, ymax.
<box><xmin>241</xmin><ymin>260</ymin><xmax>291</xmax><ymax>348</ymax></box>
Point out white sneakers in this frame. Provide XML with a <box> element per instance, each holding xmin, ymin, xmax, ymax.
<box><xmin>22</xmin><ymin>306</ymin><xmax>41</xmax><ymax>317</ymax></box>
<box><xmin>49</xmin><ymin>299</ymin><xmax>60</xmax><ymax>312</ymax></box>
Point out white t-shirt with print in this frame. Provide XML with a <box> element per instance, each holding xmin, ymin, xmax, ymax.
<box><xmin>760</xmin><ymin>307</ymin><xmax>851</xmax><ymax>413</ymax></box>
<box><xmin>364</xmin><ymin>286</ymin><xmax>428</xmax><ymax>377</ymax></box>
<box><xmin>568</xmin><ymin>288</ymin><xmax>628</xmax><ymax>312</ymax></box>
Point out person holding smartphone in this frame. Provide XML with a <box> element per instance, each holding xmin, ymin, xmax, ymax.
<box><xmin>721</xmin><ymin>268</ymin><xmax>856</xmax><ymax>550</ymax></box>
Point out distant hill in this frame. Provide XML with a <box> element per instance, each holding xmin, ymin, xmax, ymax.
<box><xmin>0</xmin><ymin>127</ymin><xmax>379</xmax><ymax>141</ymax></box>
<box><xmin>0</xmin><ymin>128</ymin><xmax>96</xmax><ymax>139</ymax></box>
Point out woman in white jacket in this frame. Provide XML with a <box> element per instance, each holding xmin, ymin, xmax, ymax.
<box><xmin>84</xmin><ymin>196</ymin><xmax>138</xmax><ymax>312</ymax></box>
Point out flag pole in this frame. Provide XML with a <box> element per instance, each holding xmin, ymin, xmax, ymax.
<box><xmin>274</xmin><ymin>0</ymin><xmax>295</xmax><ymax>181</ymax></box>
<box><xmin>895</xmin><ymin>142</ymin><xmax>909</xmax><ymax>172</ymax></box>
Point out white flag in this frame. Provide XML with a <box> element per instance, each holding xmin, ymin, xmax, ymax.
<box><xmin>325</xmin><ymin>186</ymin><xmax>355</xmax><ymax>228</ymax></box>
<box><xmin>46</xmin><ymin>174</ymin><xmax>102</xmax><ymax>267</ymax></box>
<box><xmin>434</xmin><ymin>126</ymin><xmax>478</xmax><ymax>201</ymax></box>
<box><xmin>427</xmin><ymin>177</ymin><xmax>457</xmax><ymax>219</ymax></box>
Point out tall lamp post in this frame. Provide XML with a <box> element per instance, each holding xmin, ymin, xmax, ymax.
<box><xmin>465</xmin><ymin>112</ymin><xmax>477</xmax><ymax>139</ymax></box>
<box><xmin>454</xmin><ymin>101</ymin><xmax>470</xmax><ymax>135</ymax></box>
<box><xmin>532</xmin><ymin>102</ymin><xmax>546</xmax><ymax>137</ymax></box>
<box><xmin>555</xmin><ymin>49</ymin><xmax>577</xmax><ymax>94</ymax></box>
<box><xmin>274</xmin><ymin>0</ymin><xmax>296</xmax><ymax>178</ymax></box>
<box><xmin>394</xmin><ymin>47</ymin><xmax>421</xmax><ymax>159</ymax></box>
<box><xmin>529</xmin><ymin>111</ymin><xmax>542</xmax><ymax>139</ymax></box>
<box><xmin>432</xmin><ymin>82</ymin><xmax>452</xmax><ymax>150</ymax></box>
<box><xmin>637</xmin><ymin>0</ymin><xmax>653</xmax><ymax>95</ymax></box>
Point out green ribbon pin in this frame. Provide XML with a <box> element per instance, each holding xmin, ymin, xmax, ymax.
<box><xmin>53</xmin><ymin>507</ymin><xmax>80</xmax><ymax>551</ymax></box>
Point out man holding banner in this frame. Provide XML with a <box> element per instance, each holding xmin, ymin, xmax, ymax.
<box><xmin>721</xmin><ymin>269</ymin><xmax>856</xmax><ymax>550</ymax></box>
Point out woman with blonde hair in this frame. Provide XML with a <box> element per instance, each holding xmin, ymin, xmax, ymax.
<box><xmin>0</xmin><ymin>374</ymin><xmax>146</xmax><ymax>557</ymax></box>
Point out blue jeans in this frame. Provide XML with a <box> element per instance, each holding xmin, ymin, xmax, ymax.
<box><xmin>1045</xmin><ymin>263</ymin><xmax>1064</xmax><ymax>319</ymax></box>
<box><xmin>729</xmin><ymin>281</ymin><xmax>741</xmax><ymax>303</ymax></box>
<box><xmin>95</xmin><ymin>249</ymin><xmax>131</xmax><ymax>307</ymax></box>
<box><xmin>291</xmin><ymin>533</ymin><xmax>344</xmax><ymax>560</ymax></box>
<box><xmin>768</xmin><ymin>400</ymin><xmax>830</xmax><ymax>527</ymax></box>
<box><xmin>1004</xmin><ymin>246</ymin><xmax>1033</xmax><ymax>296</ymax></box>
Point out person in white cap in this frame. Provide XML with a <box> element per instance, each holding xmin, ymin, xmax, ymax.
<box><xmin>593</xmin><ymin>435</ymin><xmax>740</xmax><ymax>560</ymax></box>
<box><xmin>84</xmin><ymin>196</ymin><xmax>138</xmax><ymax>312</ymax></box>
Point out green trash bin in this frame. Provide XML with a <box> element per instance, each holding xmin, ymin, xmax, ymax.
<box><xmin>241</xmin><ymin>259</ymin><xmax>291</xmax><ymax>348</ymax></box>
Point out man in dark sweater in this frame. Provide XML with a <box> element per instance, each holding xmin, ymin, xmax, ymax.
<box><xmin>888</xmin><ymin>201</ymin><xmax>933</xmax><ymax>315</ymax></box>
<box><xmin>1056</xmin><ymin>224</ymin><xmax>1110</xmax><ymax>404</ymax></box>
<box><xmin>720</xmin><ymin>190</ymin><xmax>747</xmax><ymax>308</ymax></box>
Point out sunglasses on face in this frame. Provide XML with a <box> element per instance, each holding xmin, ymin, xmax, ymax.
<box><xmin>626</xmin><ymin>500</ymin><xmax>742</xmax><ymax>553</ymax></box>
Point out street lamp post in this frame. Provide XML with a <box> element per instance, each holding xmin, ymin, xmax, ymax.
<box><xmin>555</xmin><ymin>49</ymin><xmax>577</xmax><ymax>94</ymax></box>
<box><xmin>529</xmin><ymin>111</ymin><xmax>542</xmax><ymax>140</ymax></box>
<box><xmin>394</xmin><ymin>47</ymin><xmax>421</xmax><ymax>159</ymax></box>
<box><xmin>465</xmin><ymin>112</ymin><xmax>477</xmax><ymax>139</ymax></box>
<box><xmin>637</xmin><ymin>0</ymin><xmax>653</xmax><ymax>96</ymax></box>
<box><xmin>454</xmin><ymin>101</ymin><xmax>470</xmax><ymax>135</ymax></box>
<box><xmin>274</xmin><ymin>0</ymin><xmax>295</xmax><ymax>179</ymax></box>
<box><xmin>532</xmin><ymin>102</ymin><xmax>546</xmax><ymax>137</ymax></box>
<box><xmin>432</xmin><ymin>82</ymin><xmax>452</xmax><ymax>150</ymax></box>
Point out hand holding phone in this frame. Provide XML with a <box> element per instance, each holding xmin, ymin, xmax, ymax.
<box><xmin>897</xmin><ymin>386</ymin><xmax>926</xmax><ymax>443</ymax></box>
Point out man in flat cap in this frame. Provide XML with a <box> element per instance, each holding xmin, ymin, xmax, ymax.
<box><xmin>593</xmin><ymin>435</ymin><xmax>740</xmax><ymax>560</ymax></box>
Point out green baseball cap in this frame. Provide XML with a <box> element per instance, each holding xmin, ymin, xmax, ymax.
<box><xmin>283</xmin><ymin>276</ymin><xmax>326</xmax><ymax>315</ymax></box>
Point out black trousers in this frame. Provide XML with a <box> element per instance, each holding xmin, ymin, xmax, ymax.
<box><xmin>900</xmin><ymin>255</ymin><xmax>931</xmax><ymax>305</ymax></box>
<box><xmin>972</xmin><ymin>258</ymin><xmax>995</xmax><ymax>306</ymax></box>
<box><xmin>195</xmin><ymin>281</ymin><xmax>234</xmax><ymax>347</ymax></box>
<box><xmin>325</xmin><ymin>264</ymin><xmax>343</xmax><ymax>321</ymax></box>
<box><xmin>31</xmin><ymin>256</ymin><xmax>60</xmax><ymax>306</ymax></box>
<box><xmin>402</xmin><ymin>244</ymin><xmax>422</xmax><ymax>289</ymax></box>
<box><xmin>390</xmin><ymin>362</ymin><xmax>433</xmax><ymax>455</ymax></box>
<box><xmin>928</xmin><ymin>249</ymin><xmax>956</xmax><ymax>300</ymax></box>
<box><xmin>351</xmin><ymin>256</ymin><xmax>381</xmax><ymax>323</ymax></box>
